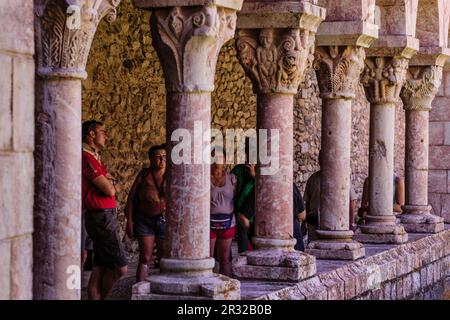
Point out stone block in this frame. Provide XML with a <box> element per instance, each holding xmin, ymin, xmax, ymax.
<box><xmin>335</xmin><ymin>266</ymin><xmax>356</xmax><ymax>300</ymax></box>
<box><xmin>411</xmin><ymin>271</ymin><xmax>421</xmax><ymax>295</ymax></box>
<box><xmin>390</xmin><ymin>281</ymin><xmax>397</xmax><ymax>300</ymax></box>
<box><xmin>437</xmin><ymin>77</ymin><xmax>445</xmax><ymax>97</ymax></box>
<box><xmin>445</xmin><ymin>71</ymin><xmax>450</xmax><ymax>96</ymax></box>
<box><xmin>132</xmin><ymin>281</ymin><xmax>151</xmax><ymax>295</ymax></box>
<box><xmin>10</xmin><ymin>234</ymin><xmax>32</xmax><ymax>299</ymax></box>
<box><xmin>232</xmin><ymin>250</ymin><xmax>316</xmax><ymax>282</ymax></box>
<box><xmin>0</xmin><ymin>54</ymin><xmax>12</xmax><ymax>150</ymax></box>
<box><xmin>403</xmin><ymin>274</ymin><xmax>412</xmax><ymax>299</ymax></box>
<box><xmin>428</xmin><ymin>193</ymin><xmax>442</xmax><ymax>216</ymax></box>
<box><xmin>428</xmin><ymin>170</ymin><xmax>448</xmax><ymax>193</ymax></box>
<box><xmin>429</xmin><ymin>121</ymin><xmax>444</xmax><ymax>145</ymax></box>
<box><xmin>318</xmin><ymin>270</ymin><xmax>345</xmax><ymax>300</ymax></box>
<box><xmin>382</xmin><ymin>282</ymin><xmax>391</xmax><ymax>300</ymax></box>
<box><xmin>12</xmin><ymin>56</ymin><xmax>34</xmax><ymax>152</ymax></box>
<box><xmin>426</xmin><ymin>264</ymin><xmax>434</xmax><ymax>287</ymax></box>
<box><xmin>448</xmin><ymin>171</ymin><xmax>450</xmax><ymax>193</ymax></box>
<box><xmin>296</xmin><ymin>276</ymin><xmax>327</xmax><ymax>300</ymax></box>
<box><xmin>441</xmin><ymin>194</ymin><xmax>450</xmax><ymax>223</ymax></box>
<box><xmin>0</xmin><ymin>239</ymin><xmax>11</xmax><ymax>300</ymax></box>
<box><xmin>430</xmin><ymin>97</ymin><xmax>450</xmax><ymax>121</ymax></box>
<box><xmin>420</xmin><ymin>266</ymin><xmax>427</xmax><ymax>288</ymax></box>
<box><xmin>0</xmin><ymin>0</ymin><xmax>34</xmax><ymax>54</ymax></box>
<box><xmin>0</xmin><ymin>153</ymin><xmax>34</xmax><ymax>240</ymax></box>
<box><xmin>396</xmin><ymin>276</ymin><xmax>404</xmax><ymax>299</ymax></box>
<box><xmin>444</xmin><ymin>122</ymin><xmax>450</xmax><ymax>146</ymax></box>
<box><xmin>429</xmin><ymin>146</ymin><xmax>450</xmax><ymax>170</ymax></box>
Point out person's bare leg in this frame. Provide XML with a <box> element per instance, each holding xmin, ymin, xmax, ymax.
<box><xmin>136</xmin><ymin>236</ymin><xmax>155</xmax><ymax>282</ymax></box>
<box><xmin>210</xmin><ymin>237</ymin><xmax>217</xmax><ymax>257</ymax></box>
<box><xmin>81</xmin><ymin>250</ymin><xmax>87</xmax><ymax>269</ymax></box>
<box><xmin>217</xmin><ymin>238</ymin><xmax>233</xmax><ymax>277</ymax></box>
<box><xmin>87</xmin><ymin>266</ymin><xmax>105</xmax><ymax>300</ymax></box>
<box><xmin>101</xmin><ymin>266</ymin><xmax>128</xmax><ymax>299</ymax></box>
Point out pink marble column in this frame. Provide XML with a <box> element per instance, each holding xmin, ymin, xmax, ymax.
<box><xmin>33</xmin><ymin>0</ymin><xmax>120</xmax><ymax>299</ymax></box>
<box><xmin>355</xmin><ymin>56</ymin><xmax>410</xmax><ymax>244</ymax></box>
<box><xmin>131</xmin><ymin>1</ymin><xmax>242</xmax><ymax>300</ymax></box>
<box><xmin>400</xmin><ymin>65</ymin><xmax>445</xmax><ymax>233</ymax></box>
<box><xmin>306</xmin><ymin>46</ymin><xmax>367</xmax><ymax>260</ymax></box>
<box><xmin>255</xmin><ymin>93</ymin><xmax>294</xmax><ymax>244</ymax></box>
<box><xmin>231</xmin><ymin>1</ymin><xmax>326</xmax><ymax>282</ymax></box>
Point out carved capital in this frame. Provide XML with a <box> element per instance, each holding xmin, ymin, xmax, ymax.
<box><xmin>235</xmin><ymin>28</ymin><xmax>315</xmax><ymax>95</ymax></box>
<box><xmin>361</xmin><ymin>56</ymin><xmax>409</xmax><ymax>104</ymax></box>
<box><xmin>400</xmin><ymin>66</ymin><xmax>443</xmax><ymax>112</ymax></box>
<box><xmin>35</xmin><ymin>0</ymin><xmax>121</xmax><ymax>79</ymax></box>
<box><xmin>150</xmin><ymin>5</ymin><xmax>237</xmax><ymax>93</ymax></box>
<box><xmin>313</xmin><ymin>46</ymin><xmax>366</xmax><ymax>100</ymax></box>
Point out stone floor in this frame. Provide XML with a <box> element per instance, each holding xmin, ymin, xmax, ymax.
<box><xmin>81</xmin><ymin>224</ymin><xmax>450</xmax><ymax>300</ymax></box>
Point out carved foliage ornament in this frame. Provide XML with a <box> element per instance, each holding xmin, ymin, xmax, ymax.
<box><xmin>151</xmin><ymin>5</ymin><xmax>236</xmax><ymax>93</ymax></box>
<box><xmin>35</xmin><ymin>0</ymin><xmax>120</xmax><ymax>79</ymax></box>
<box><xmin>400</xmin><ymin>66</ymin><xmax>443</xmax><ymax>111</ymax></box>
<box><xmin>313</xmin><ymin>46</ymin><xmax>366</xmax><ymax>99</ymax></box>
<box><xmin>235</xmin><ymin>28</ymin><xmax>314</xmax><ymax>94</ymax></box>
<box><xmin>361</xmin><ymin>56</ymin><xmax>409</xmax><ymax>104</ymax></box>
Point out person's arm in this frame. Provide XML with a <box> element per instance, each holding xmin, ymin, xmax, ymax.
<box><xmin>393</xmin><ymin>177</ymin><xmax>405</xmax><ymax>213</ymax></box>
<box><xmin>238</xmin><ymin>213</ymin><xmax>250</xmax><ymax>232</ymax></box>
<box><xmin>298</xmin><ymin>210</ymin><xmax>306</xmax><ymax>222</ymax></box>
<box><xmin>92</xmin><ymin>175</ymin><xmax>116</xmax><ymax>197</ymax></box>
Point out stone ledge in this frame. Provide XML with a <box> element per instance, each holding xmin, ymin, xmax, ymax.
<box><xmin>256</xmin><ymin>230</ymin><xmax>450</xmax><ymax>300</ymax></box>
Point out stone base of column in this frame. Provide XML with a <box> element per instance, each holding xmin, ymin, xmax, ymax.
<box><xmin>232</xmin><ymin>248</ymin><xmax>316</xmax><ymax>282</ymax></box>
<box><xmin>131</xmin><ymin>274</ymin><xmax>240</xmax><ymax>300</ymax></box>
<box><xmin>353</xmin><ymin>215</ymin><xmax>408</xmax><ymax>244</ymax></box>
<box><xmin>399</xmin><ymin>205</ymin><xmax>445</xmax><ymax>233</ymax></box>
<box><xmin>132</xmin><ymin>258</ymin><xmax>241</xmax><ymax>300</ymax></box>
<box><xmin>305</xmin><ymin>230</ymin><xmax>365</xmax><ymax>260</ymax></box>
<box><xmin>131</xmin><ymin>258</ymin><xmax>240</xmax><ymax>300</ymax></box>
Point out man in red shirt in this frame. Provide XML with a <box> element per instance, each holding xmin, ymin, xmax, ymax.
<box><xmin>82</xmin><ymin>120</ymin><xmax>128</xmax><ymax>300</ymax></box>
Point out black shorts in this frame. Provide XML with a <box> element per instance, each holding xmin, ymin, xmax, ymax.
<box><xmin>84</xmin><ymin>209</ymin><xmax>128</xmax><ymax>270</ymax></box>
<box><xmin>133</xmin><ymin>213</ymin><xmax>165</xmax><ymax>238</ymax></box>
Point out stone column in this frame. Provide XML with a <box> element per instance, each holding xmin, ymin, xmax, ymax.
<box><xmin>131</xmin><ymin>0</ymin><xmax>242</xmax><ymax>300</ymax></box>
<box><xmin>306</xmin><ymin>46</ymin><xmax>367</xmax><ymax>260</ymax></box>
<box><xmin>231</xmin><ymin>1</ymin><xmax>325</xmax><ymax>282</ymax></box>
<box><xmin>400</xmin><ymin>65</ymin><xmax>445</xmax><ymax>233</ymax></box>
<box><xmin>33</xmin><ymin>0</ymin><xmax>120</xmax><ymax>299</ymax></box>
<box><xmin>355</xmin><ymin>56</ymin><xmax>410</xmax><ymax>244</ymax></box>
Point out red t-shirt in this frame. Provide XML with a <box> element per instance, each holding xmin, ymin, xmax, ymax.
<box><xmin>82</xmin><ymin>150</ymin><xmax>116</xmax><ymax>210</ymax></box>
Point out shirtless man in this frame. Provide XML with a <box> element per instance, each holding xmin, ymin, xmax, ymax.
<box><xmin>125</xmin><ymin>144</ymin><xmax>166</xmax><ymax>282</ymax></box>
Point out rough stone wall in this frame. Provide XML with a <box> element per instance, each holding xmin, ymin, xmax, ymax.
<box><xmin>0</xmin><ymin>0</ymin><xmax>34</xmax><ymax>300</ymax></box>
<box><xmin>429</xmin><ymin>67</ymin><xmax>450</xmax><ymax>223</ymax></box>
<box><xmin>82</xmin><ymin>0</ymin><xmax>407</xmax><ymax>249</ymax></box>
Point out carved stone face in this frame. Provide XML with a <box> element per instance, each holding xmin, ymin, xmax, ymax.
<box><xmin>259</xmin><ymin>29</ymin><xmax>274</xmax><ymax>48</ymax></box>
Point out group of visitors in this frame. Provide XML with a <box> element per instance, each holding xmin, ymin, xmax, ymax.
<box><xmin>81</xmin><ymin>121</ymin><xmax>405</xmax><ymax>299</ymax></box>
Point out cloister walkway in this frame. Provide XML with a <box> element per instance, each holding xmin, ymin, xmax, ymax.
<box><xmin>82</xmin><ymin>224</ymin><xmax>450</xmax><ymax>300</ymax></box>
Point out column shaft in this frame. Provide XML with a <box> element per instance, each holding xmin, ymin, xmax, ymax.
<box><xmin>405</xmin><ymin>109</ymin><xmax>429</xmax><ymax>205</ymax></box>
<box><xmin>399</xmin><ymin>65</ymin><xmax>445</xmax><ymax>233</ymax></box>
<box><xmin>255</xmin><ymin>93</ymin><xmax>293</xmax><ymax>245</ymax></box>
<box><xmin>306</xmin><ymin>45</ymin><xmax>366</xmax><ymax>260</ymax></box>
<box><xmin>320</xmin><ymin>98</ymin><xmax>352</xmax><ymax>232</ymax></box>
<box><xmin>368</xmin><ymin>102</ymin><xmax>396</xmax><ymax>219</ymax></box>
<box><xmin>163</xmin><ymin>93</ymin><xmax>213</xmax><ymax>272</ymax></box>
<box><xmin>131</xmin><ymin>2</ymin><xmax>242</xmax><ymax>299</ymax></box>
<box><xmin>355</xmin><ymin>56</ymin><xmax>409</xmax><ymax>244</ymax></box>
